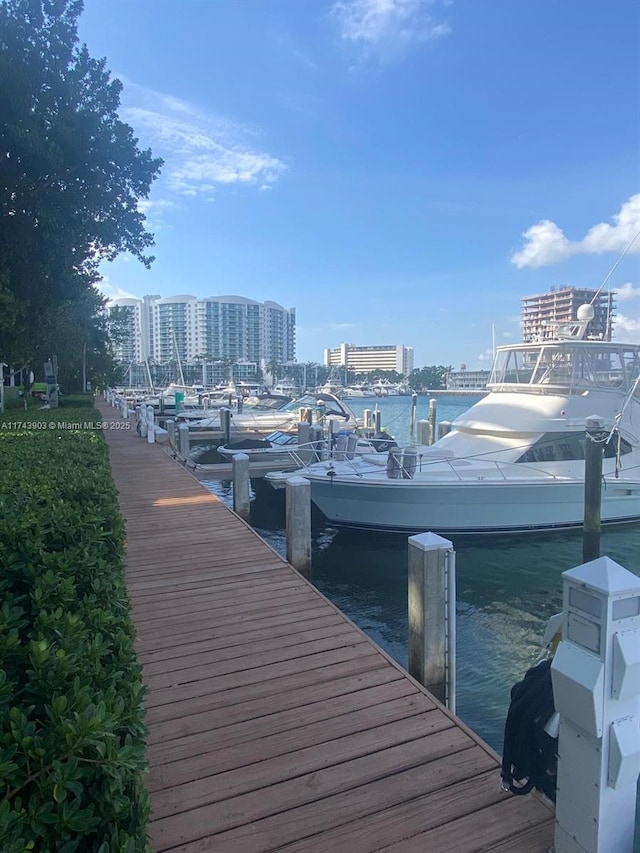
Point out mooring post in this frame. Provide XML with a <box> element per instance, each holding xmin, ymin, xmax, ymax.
<box><xmin>138</xmin><ymin>405</ymin><xmax>147</xmax><ymax>438</ymax></box>
<box><xmin>297</xmin><ymin>421</ymin><xmax>312</xmax><ymax>464</ymax></box>
<box><xmin>220</xmin><ymin>407</ymin><xmax>232</xmax><ymax>445</ymax></box>
<box><xmin>410</xmin><ymin>392</ymin><xmax>418</xmax><ymax>437</ymax></box>
<box><xmin>417</xmin><ymin>419</ymin><xmax>429</xmax><ymax>445</ymax></box>
<box><xmin>285</xmin><ymin>475</ymin><xmax>311</xmax><ymax>578</ymax></box>
<box><xmin>363</xmin><ymin>408</ymin><xmax>372</xmax><ymax>430</ymax></box>
<box><xmin>583</xmin><ymin>415</ymin><xmax>605</xmax><ymax>563</ymax></box>
<box><xmin>122</xmin><ymin>400</ymin><xmax>128</xmax><ymax>419</ymax></box>
<box><xmin>232</xmin><ymin>453</ymin><xmax>251</xmax><ymax>520</ymax></box>
<box><xmin>373</xmin><ymin>409</ymin><xmax>382</xmax><ymax>433</ymax></box>
<box><xmin>178</xmin><ymin>423</ymin><xmax>190</xmax><ymax>458</ymax></box>
<box><xmin>165</xmin><ymin>418</ymin><xmax>175</xmax><ymax>446</ymax></box>
<box><xmin>438</xmin><ymin>420</ymin><xmax>452</xmax><ymax>439</ymax></box>
<box><xmin>407</xmin><ymin>532</ymin><xmax>456</xmax><ymax>710</ymax></box>
<box><xmin>146</xmin><ymin>405</ymin><xmax>155</xmax><ymax>444</ymax></box>
<box><xmin>428</xmin><ymin>398</ymin><xmax>437</xmax><ymax>446</ymax></box>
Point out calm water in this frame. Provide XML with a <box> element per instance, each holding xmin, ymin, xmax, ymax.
<box><xmin>202</xmin><ymin>393</ymin><xmax>640</xmax><ymax>839</ymax></box>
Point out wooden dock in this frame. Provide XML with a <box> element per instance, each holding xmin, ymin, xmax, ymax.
<box><xmin>99</xmin><ymin>401</ymin><xmax>554</xmax><ymax>852</ymax></box>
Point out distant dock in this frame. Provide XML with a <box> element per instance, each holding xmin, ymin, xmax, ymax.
<box><xmin>98</xmin><ymin>398</ymin><xmax>553</xmax><ymax>852</ymax></box>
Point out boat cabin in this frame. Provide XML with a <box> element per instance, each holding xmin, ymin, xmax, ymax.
<box><xmin>489</xmin><ymin>341</ymin><xmax>640</xmax><ymax>396</ymax></box>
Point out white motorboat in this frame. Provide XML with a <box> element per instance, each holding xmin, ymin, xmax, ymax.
<box><xmin>180</xmin><ymin>392</ymin><xmax>361</xmax><ymax>439</ymax></box>
<box><xmin>265</xmin><ymin>308</ymin><xmax>640</xmax><ymax>534</ymax></box>
<box><xmin>218</xmin><ymin>429</ymin><xmax>397</xmax><ymax>467</ymax></box>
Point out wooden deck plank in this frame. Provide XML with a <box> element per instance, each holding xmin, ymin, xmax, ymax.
<box><xmin>149</xmin><ymin>727</ymin><xmax>472</xmax><ymax>847</ymax></box>
<box><xmin>170</xmin><ymin>748</ymin><xmax>497</xmax><ymax>853</ymax></box>
<box><xmin>146</xmin><ymin>677</ymin><xmax>418</xmax><ymax>765</ymax></box>
<box><xmin>97</xmin><ymin>400</ymin><xmax>554</xmax><ymax>853</ymax></box>
<box><xmin>147</xmin><ymin>693</ymin><xmax>439</xmax><ymax>792</ymax></box>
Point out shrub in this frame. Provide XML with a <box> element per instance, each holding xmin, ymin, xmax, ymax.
<box><xmin>0</xmin><ymin>409</ymin><xmax>149</xmax><ymax>852</ymax></box>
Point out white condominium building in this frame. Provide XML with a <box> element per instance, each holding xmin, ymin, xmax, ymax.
<box><xmin>109</xmin><ymin>295</ymin><xmax>296</xmax><ymax>365</ymax></box>
<box><xmin>323</xmin><ymin>344</ymin><xmax>414</xmax><ymax>376</ymax></box>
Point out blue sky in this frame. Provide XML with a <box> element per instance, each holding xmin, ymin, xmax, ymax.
<box><xmin>79</xmin><ymin>0</ymin><xmax>640</xmax><ymax>368</ymax></box>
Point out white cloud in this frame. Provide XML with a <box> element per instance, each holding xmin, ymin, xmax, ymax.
<box><xmin>137</xmin><ymin>198</ymin><xmax>175</xmax><ymax>231</ymax></box>
<box><xmin>97</xmin><ymin>276</ymin><xmax>139</xmax><ymax>303</ymax></box>
<box><xmin>331</xmin><ymin>0</ymin><xmax>450</xmax><ymax>61</ymax></box>
<box><xmin>613</xmin><ymin>313</ymin><xmax>640</xmax><ymax>343</ymax></box>
<box><xmin>119</xmin><ymin>81</ymin><xmax>286</xmax><ymax>200</ymax></box>
<box><xmin>615</xmin><ymin>282</ymin><xmax>640</xmax><ymax>302</ymax></box>
<box><xmin>511</xmin><ymin>194</ymin><xmax>640</xmax><ymax>269</ymax></box>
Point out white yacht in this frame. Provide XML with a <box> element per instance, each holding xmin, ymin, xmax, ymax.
<box><xmin>180</xmin><ymin>392</ymin><xmax>361</xmax><ymax>440</ymax></box>
<box><xmin>266</xmin><ymin>307</ymin><xmax>640</xmax><ymax>534</ymax></box>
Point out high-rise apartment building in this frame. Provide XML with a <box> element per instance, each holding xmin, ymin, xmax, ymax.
<box><xmin>323</xmin><ymin>344</ymin><xmax>414</xmax><ymax>376</ymax></box>
<box><xmin>109</xmin><ymin>295</ymin><xmax>296</xmax><ymax>366</ymax></box>
<box><xmin>521</xmin><ymin>287</ymin><xmax>615</xmax><ymax>342</ymax></box>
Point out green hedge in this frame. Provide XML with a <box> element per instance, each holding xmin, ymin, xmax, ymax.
<box><xmin>0</xmin><ymin>408</ymin><xmax>149</xmax><ymax>852</ymax></box>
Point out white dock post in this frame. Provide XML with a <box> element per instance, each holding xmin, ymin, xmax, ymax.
<box><xmin>438</xmin><ymin>420</ymin><xmax>452</xmax><ymax>439</ymax></box>
<box><xmin>138</xmin><ymin>405</ymin><xmax>147</xmax><ymax>438</ymax></box>
<box><xmin>232</xmin><ymin>453</ymin><xmax>251</xmax><ymax>520</ymax></box>
<box><xmin>165</xmin><ymin>418</ymin><xmax>175</xmax><ymax>446</ymax></box>
<box><xmin>146</xmin><ymin>405</ymin><xmax>155</xmax><ymax>443</ymax></box>
<box><xmin>428</xmin><ymin>398</ymin><xmax>437</xmax><ymax>445</ymax></box>
<box><xmin>373</xmin><ymin>409</ymin><xmax>382</xmax><ymax>433</ymax></box>
<box><xmin>178</xmin><ymin>423</ymin><xmax>190</xmax><ymax>458</ymax></box>
<box><xmin>220</xmin><ymin>407</ymin><xmax>232</xmax><ymax>445</ymax></box>
<box><xmin>122</xmin><ymin>400</ymin><xmax>128</xmax><ymax>419</ymax></box>
<box><xmin>407</xmin><ymin>532</ymin><xmax>456</xmax><ymax>710</ymax></box>
<box><xmin>285</xmin><ymin>475</ymin><xmax>311</xmax><ymax>579</ymax></box>
<box><xmin>417</xmin><ymin>419</ymin><xmax>429</xmax><ymax>445</ymax></box>
<box><xmin>363</xmin><ymin>408</ymin><xmax>372</xmax><ymax>430</ymax></box>
<box><xmin>297</xmin><ymin>422</ymin><xmax>312</xmax><ymax>464</ymax></box>
<box><xmin>551</xmin><ymin>557</ymin><xmax>640</xmax><ymax>853</ymax></box>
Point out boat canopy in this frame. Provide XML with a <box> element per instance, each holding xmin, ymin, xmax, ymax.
<box><xmin>488</xmin><ymin>341</ymin><xmax>640</xmax><ymax>395</ymax></box>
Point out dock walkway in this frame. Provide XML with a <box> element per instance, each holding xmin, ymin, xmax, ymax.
<box><xmin>98</xmin><ymin>400</ymin><xmax>554</xmax><ymax>852</ymax></box>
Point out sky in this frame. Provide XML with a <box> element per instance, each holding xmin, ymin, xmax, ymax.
<box><xmin>78</xmin><ymin>0</ymin><xmax>640</xmax><ymax>369</ymax></box>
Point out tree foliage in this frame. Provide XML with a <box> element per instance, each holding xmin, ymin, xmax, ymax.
<box><xmin>0</xmin><ymin>0</ymin><xmax>162</xmax><ymax>364</ymax></box>
<box><xmin>408</xmin><ymin>365</ymin><xmax>451</xmax><ymax>390</ymax></box>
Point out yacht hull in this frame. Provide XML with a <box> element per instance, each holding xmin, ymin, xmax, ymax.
<box><xmin>306</xmin><ymin>476</ymin><xmax>640</xmax><ymax>534</ymax></box>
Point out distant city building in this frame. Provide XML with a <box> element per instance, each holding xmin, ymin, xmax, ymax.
<box><xmin>323</xmin><ymin>344</ymin><xmax>414</xmax><ymax>377</ymax></box>
<box><xmin>446</xmin><ymin>368</ymin><xmax>491</xmax><ymax>390</ymax></box>
<box><xmin>521</xmin><ymin>287</ymin><xmax>615</xmax><ymax>342</ymax></box>
<box><xmin>109</xmin><ymin>295</ymin><xmax>296</xmax><ymax>366</ymax></box>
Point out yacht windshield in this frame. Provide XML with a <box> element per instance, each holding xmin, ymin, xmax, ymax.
<box><xmin>490</xmin><ymin>343</ymin><xmax>640</xmax><ymax>392</ymax></box>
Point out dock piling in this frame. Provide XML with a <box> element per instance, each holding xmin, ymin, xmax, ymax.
<box><xmin>417</xmin><ymin>419</ymin><xmax>429</xmax><ymax>445</ymax></box>
<box><xmin>285</xmin><ymin>475</ymin><xmax>312</xmax><ymax>578</ymax></box>
<box><xmin>438</xmin><ymin>420</ymin><xmax>452</xmax><ymax>439</ymax></box>
<box><xmin>583</xmin><ymin>415</ymin><xmax>605</xmax><ymax>563</ymax></box>
<box><xmin>178</xmin><ymin>423</ymin><xmax>190</xmax><ymax>458</ymax></box>
<box><xmin>146</xmin><ymin>405</ymin><xmax>155</xmax><ymax>444</ymax></box>
<box><xmin>220</xmin><ymin>407</ymin><xmax>232</xmax><ymax>446</ymax></box>
<box><xmin>407</xmin><ymin>532</ymin><xmax>456</xmax><ymax>710</ymax></box>
<box><xmin>165</xmin><ymin>419</ymin><xmax>175</xmax><ymax>446</ymax></box>
<box><xmin>232</xmin><ymin>453</ymin><xmax>251</xmax><ymax>520</ymax></box>
<box><xmin>297</xmin><ymin>421</ymin><xmax>312</xmax><ymax>464</ymax></box>
<box><xmin>428</xmin><ymin>398</ymin><xmax>437</xmax><ymax>445</ymax></box>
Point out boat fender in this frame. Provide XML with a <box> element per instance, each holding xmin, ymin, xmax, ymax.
<box><xmin>500</xmin><ymin>657</ymin><xmax>557</xmax><ymax>802</ymax></box>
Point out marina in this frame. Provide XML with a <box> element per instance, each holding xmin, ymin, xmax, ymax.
<box><xmin>98</xmin><ymin>397</ymin><xmax>556</xmax><ymax>851</ymax></box>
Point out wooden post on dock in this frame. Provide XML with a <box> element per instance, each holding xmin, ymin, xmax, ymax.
<box><xmin>417</xmin><ymin>419</ymin><xmax>429</xmax><ymax>445</ymax></box>
<box><xmin>220</xmin><ymin>407</ymin><xmax>232</xmax><ymax>445</ymax></box>
<box><xmin>146</xmin><ymin>405</ymin><xmax>155</xmax><ymax>444</ymax></box>
<box><xmin>178</xmin><ymin>423</ymin><xmax>190</xmax><ymax>458</ymax></box>
<box><xmin>428</xmin><ymin>398</ymin><xmax>437</xmax><ymax>446</ymax></box>
<box><xmin>232</xmin><ymin>453</ymin><xmax>251</xmax><ymax>520</ymax></box>
<box><xmin>373</xmin><ymin>409</ymin><xmax>381</xmax><ymax>433</ymax></box>
<box><xmin>410</xmin><ymin>392</ymin><xmax>418</xmax><ymax>438</ymax></box>
<box><xmin>583</xmin><ymin>415</ymin><xmax>605</xmax><ymax>563</ymax></box>
<box><xmin>297</xmin><ymin>421</ymin><xmax>312</xmax><ymax>464</ymax></box>
<box><xmin>408</xmin><ymin>532</ymin><xmax>456</xmax><ymax>711</ymax></box>
<box><xmin>438</xmin><ymin>420</ymin><xmax>452</xmax><ymax>439</ymax></box>
<box><xmin>286</xmin><ymin>476</ymin><xmax>311</xmax><ymax>578</ymax></box>
<box><xmin>166</xmin><ymin>419</ymin><xmax>175</xmax><ymax>446</ymax></box>
<box><xmin>138</xmin><ymin>406</ymin><xmax>147</xmax><ymax>438</ymax></box>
